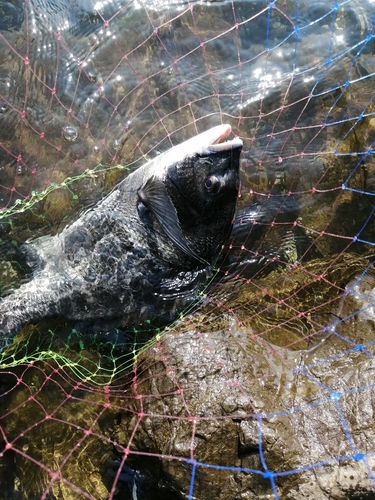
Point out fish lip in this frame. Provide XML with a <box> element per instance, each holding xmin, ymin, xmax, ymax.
<box><xmin>197</xmin><ymin>124</ymin><xmax>243</xmax><ymax>155</ymax></box>
<box><xmin>211</xmin><ymin>124</ymin><xmax>232</xmax><ymax>144</ymax></box>
<box><xmin>172</xmin><ymin>124</ymin><xmax>242</xmax><ymax>157</ymax></box>
<box><xmin>150</xmin><ymin>125</ymin><xmax>243</xmax><ymax>179</ymax></box>
<box><xmin>202</xmin><ymin>137</ymin><xmax>243</xmax><ymax>155</ymax></box>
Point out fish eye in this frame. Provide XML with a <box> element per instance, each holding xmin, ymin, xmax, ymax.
<box><xmin>204</xmin><ymin>175</ymin><xmax>221</xmax><ymax>194</ymax></box>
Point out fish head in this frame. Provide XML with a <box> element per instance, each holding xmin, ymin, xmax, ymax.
<box><xmin>138</xmin><ymin>125</ymin><xmax>242</xmax><ymax>267</ymax></box>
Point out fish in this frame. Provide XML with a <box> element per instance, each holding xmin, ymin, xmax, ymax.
<box><xmin>0</xmin><ymin>124</ymin><xmax>242</xmax><ymax>350</ymax></box>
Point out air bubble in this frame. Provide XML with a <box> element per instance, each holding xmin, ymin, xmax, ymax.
<box><xmin>63</xmin><ymin>126</ymin><xmax>78</xmax><ymax>142</ymax></box>
<box><xmin>0</xmin><ymin>101</ymin><xmax>8</xmax><ymax>114</ymax></box>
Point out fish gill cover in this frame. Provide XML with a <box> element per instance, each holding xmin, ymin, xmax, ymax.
<box><xmin>0</xmin><ymin>0</ymin><xmax>375</xmax><ymax>498</ymax></box>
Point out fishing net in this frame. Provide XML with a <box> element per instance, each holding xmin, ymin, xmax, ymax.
<box><xmin>1</xmin><ymin>0</ymin><xmax>375</xmax><ymax>498</ymax></box>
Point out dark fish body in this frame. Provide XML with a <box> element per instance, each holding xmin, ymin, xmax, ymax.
<box><xmin>0</xmin><ymin>125</ymin><xmax>242</xmax><ymax>349</ymax></box>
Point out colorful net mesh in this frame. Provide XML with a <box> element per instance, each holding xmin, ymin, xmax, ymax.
<box><xmin>1</xmin><ymin>0</ymin><xmax>375</xmax><ymax>498</ymax></box>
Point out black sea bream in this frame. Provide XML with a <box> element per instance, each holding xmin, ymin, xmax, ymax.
<box><xmin>0</xmin><ymin>125</ymin><xmax>242</xmax><ymax>349</ymax></box>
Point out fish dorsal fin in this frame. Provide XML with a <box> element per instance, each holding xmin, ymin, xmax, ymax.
<box><xmin>138</xmin><ymin>175</ymin><xmax>208</xmax><ymax>265</ymax></box>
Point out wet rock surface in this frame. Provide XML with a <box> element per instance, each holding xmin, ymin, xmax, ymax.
<box><xmin>118</xmin><ymin>348</ymin><xmax>371</xmax><ymax>498</ymax></box>
<box><xmin>1</xmin><ymin>264</ymin><xmax>375</xmax><ymax>499</ymax></box>
<box><xmin>107</xmin><ymin>258</ymin><xmax>375</xmax><ymax>500</ymax></box>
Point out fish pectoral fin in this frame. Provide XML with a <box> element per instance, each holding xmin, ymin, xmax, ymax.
<box><xmin>138</xmin><ymin>176</ymin><xmax>208</xmax><ymax>265</ymax></box>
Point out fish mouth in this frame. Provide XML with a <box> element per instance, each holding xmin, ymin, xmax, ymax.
<box><xmin>157</xmin><ymin>125</ymin><xmax>242</xmax><ymax>168</ymax></box>
<box><xmin>197</xmin><ymin>124</ymin><xmax>243</xmax><ymax>156</ymax></box>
